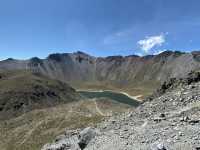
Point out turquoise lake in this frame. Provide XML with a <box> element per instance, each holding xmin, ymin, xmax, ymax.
<box><xmin>78</xmin><ymin>90</ymin><xmax>141</xmax><ymax>107</ymax></box>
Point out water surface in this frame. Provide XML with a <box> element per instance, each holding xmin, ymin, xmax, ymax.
<box><xmin>78</xmin><ymin>90</ymin><xmax>141</xmax><ymax>107</ymax></box>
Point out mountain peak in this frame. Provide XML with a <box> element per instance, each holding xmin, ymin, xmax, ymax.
<box><xmin>75</xmin><ymin>51</ymin><xmax>88</xmax><ymax>55</ymax></box>
<box><xmin>47</xmin><ymin>53</ymin><xmax>66</xmax><ymax>62</ymax></box>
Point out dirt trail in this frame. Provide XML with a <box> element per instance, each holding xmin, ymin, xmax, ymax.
<box><xmin>93</xmin><ymin>98</ymin><xmax>106</xmax><ymax>116</ymax></box>
<box><xmin>20</xmin><ymin>120</ymin><xmax>44</xmax><ymax>145</ymax></box>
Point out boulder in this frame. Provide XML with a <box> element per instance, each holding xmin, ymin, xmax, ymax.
<box><xmin>156</xmin><ymin>143</ymin><xmax>167</xmax><ymax>150</ymax></box>
<box><xmin>78</xmin><ymin>127</ymin><xmax>97</xmax><ymax>150</ymax></box>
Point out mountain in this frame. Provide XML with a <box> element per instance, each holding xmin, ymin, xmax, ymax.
<box><xmin>0</xmin><ymin>50</ymin><xmax>200</xmax><ymax>98</ymax></box>
<box><xmin>0</xmin><ymin>70</ymin><xmax>80</xmax><ymax>120</ymax></box>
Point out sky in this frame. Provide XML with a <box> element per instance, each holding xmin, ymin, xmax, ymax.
<box><xmin>0</xmin><ymin>0</ymin><xmax>200</xmax><ymax>59</ymax></box>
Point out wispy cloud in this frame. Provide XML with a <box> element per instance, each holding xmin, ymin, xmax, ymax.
<box><xmin>137</xmin><ymin>34</ymin><xmax>165</xmax><ymax>53</ymax></box>
<box><xmin>103</xmin><ymin>28</ymin><xmax>134</xmax><ymax>45</ymax></box>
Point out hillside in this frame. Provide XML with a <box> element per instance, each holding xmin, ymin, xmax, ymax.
<box><xmin>0</xmin><ymin>98</ymin><xmax>132</xmax><ymax>150</ymax></box>
<box><xmin>0</xmin><ymin>51</ymin><xmax>200</xmax><ymax>99</ymax></box>
<box><xmin>0</xmin><ymin>70</ymin><xmax>80</xmax><ymax>120</ymax></box>
<box><xmin>42</xmin><ymin>71</ymin><xmax>200</xmax><ymax>150</ymax></box>
<box><xmin>0</xmin><ymin>70</ymin><xmax>133</xmax><ymax>150</ymax></box>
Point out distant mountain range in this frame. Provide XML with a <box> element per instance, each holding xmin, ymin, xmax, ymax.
<box><xmin>1</xmin><ymin>50</ymin><xmax>200</xmax><ymax>98</ymax></box>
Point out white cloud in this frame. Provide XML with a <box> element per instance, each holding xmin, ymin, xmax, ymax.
<box><xmin>137</xmin><ymin>34</ymin><xmax>165</xmax><ymax>53</ymax></box>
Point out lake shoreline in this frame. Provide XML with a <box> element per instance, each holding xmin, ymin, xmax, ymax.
<box><xmin>76</xmin><ymin>89</ymin><xmax>143</xmax><ymax>102</ymax></box>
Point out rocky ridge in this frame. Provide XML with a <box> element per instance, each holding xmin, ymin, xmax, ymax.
<box><xmin>42</xmin><ymin>72</ymin><xmax>200</xmax><ymax>150</ymax></box>
<box><xmin>1</xmin><ymin>51</ymin><xmax>200</xmax><ymax>98</ymax></box>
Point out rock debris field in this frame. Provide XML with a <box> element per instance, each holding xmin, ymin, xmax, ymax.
<box><xmin>42</xmin><ymin>77</ymin><xmax>200</xmax><ymax>150</ymax></box>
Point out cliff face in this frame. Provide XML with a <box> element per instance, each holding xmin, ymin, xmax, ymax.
<box><xmin>0</xmin><ymin>51</ymin><xmax>200</xmax><ymax>97</ymax></box>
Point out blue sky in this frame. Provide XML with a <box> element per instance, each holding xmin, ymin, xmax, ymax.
<box><xmin>0</xmin><ymin>0</ymin><xmax>200</xmax><ymax>59</ymax></box>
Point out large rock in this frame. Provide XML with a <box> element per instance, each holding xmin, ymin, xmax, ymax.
<box><xmin>41</xmin><ymin>127</ymin><xmax>98</xmax><ymax>150</ymax></box>
<box><xmin>42</xmin><ymin>139</ymin><xmax>80</xmax><ymax>150</ymax></box>
<box><xmin>41</xmin><ymin>131</ymin><xmax>80</xmax><ymax>150</ymax></box>
<box><xmin>156</xmin><ymin>143</ymin><xmax>167</xmax><ymax>150</ymax></box>
<box><xmin>78</xmin><ymin>127</ymin><xmax>97</xmax><ymax>150</ymax></box>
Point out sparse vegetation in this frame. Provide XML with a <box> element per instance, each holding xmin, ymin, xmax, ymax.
<box><xmin>0</xmin><ymin>98</ymin><xmax>131</xmax><ymax>150</ymax></box>
<box><xmin>0</xmin><ymin>70</ymin><xmax>131</xmax><ymax>150</ymax></box>
<box><xmin>0</xmin><ymin>70</ymin><xmax>79</xmax><ymax>120</ymax></box>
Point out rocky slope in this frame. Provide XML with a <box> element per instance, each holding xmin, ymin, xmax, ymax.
<box><xmin>1</xmin><ymin>51</ymin><xmax>200</xmax><ymax>98</ymax></box>
<box><xmin>42</xmin><ymin>71</ymin><xmax>200</xmax><ymax>150</ymax></box>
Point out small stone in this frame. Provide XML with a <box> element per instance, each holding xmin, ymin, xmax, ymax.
<box><xmin>178</xmin><ymin>132</ymin><xmax>183</xmax><ymax>136</ymax></box>
<box><xmin>123</xmin><ymin>128</ymin><xmax>128</xmax><ymax>131</ymax></box>
<box><xmin>174</xmin><ymin>135</ymin><xmax>179</xmax><ymax>140</ymax></box>
<box><xmin>170</xmin><ymin>123</ymin><xmax>176</xmax><ymax>126</ymax></box>
<box><xmin>154</xmin><ymin>117</ymin><xmax>162</xmax><ymax>123</ymax></box>
<box><xmin>193</xmin><ymin>136</ymin><xmax>199</xmax><ymax>140</ymax></box>
<box><xmin>159</xmin><ymin>113</ymin><xmax>166</xmax><ymax>118</ymax></box>
<box><xmin>111</xmin><ymin>120</ymin><xmax>116</xmax><ymax>124</ymax></box>
<box><xmin>189</xmin><ymin>119</ymin><xmax>200</xmax><ymax>125</ymax></box>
